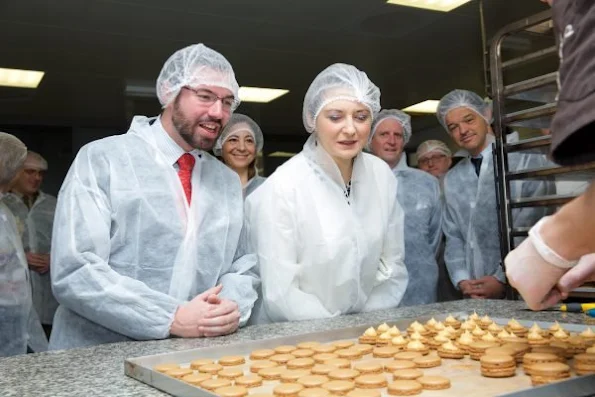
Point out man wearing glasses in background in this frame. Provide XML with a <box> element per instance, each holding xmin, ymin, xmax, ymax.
<box><xmin>48</xmin><ymin>44</ymin><xmax>259</xmax><ymax>349</ymax></box>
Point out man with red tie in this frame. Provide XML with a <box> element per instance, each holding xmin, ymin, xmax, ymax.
<box><xmin>48</xmin><ymin>44</ymin><xmax>259</xmax><ymax>349</ymax></box>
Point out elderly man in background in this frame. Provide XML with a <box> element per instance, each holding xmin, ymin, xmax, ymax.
<box><xmin>416</xmin><ymin>140</ymin><xmax>453</xmax><ymax>181</ymax></box>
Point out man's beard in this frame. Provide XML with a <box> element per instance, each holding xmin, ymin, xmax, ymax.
<box><xmin>172</xmin><ymin>97</ymin><xmax>221</xmax><ymax>151</ymax></box>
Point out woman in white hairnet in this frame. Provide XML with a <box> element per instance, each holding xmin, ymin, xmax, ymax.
<box><xmin>368</xmin><ymin>110</ymin><xmax>442</xmax><ymax>306</ymax></box>
<box><xmin>416</xmin><ymin>140</ymin><xmax>453</xmax><ymax>181</ymax></box>
<box><xmin>49</xmin><ymin>44</ymin><xmax>259</xmax><ymax>349</ymax></box>
<box><xmin>3</xmin><ymin>151</ymin><xmax>58</xmax><ymax>337</ymax></box>
<box><xmin>437</xmin><ymin>89</ymin><xmax>553</xmax><ymax>299</ymax></box>
<box><xmin>0</xmin><ymin>132</ymin><xmax>48</xmax><ymax>356</ymax></box>
<box><xmin>245</xmin><ymin>64</ymin><xmax>408</xmax><ymax>324</ymax></box>
<box><xmin>213</xmin><ymin>113</ymin><xmax>266</xmax><ymax>198</ymax></box>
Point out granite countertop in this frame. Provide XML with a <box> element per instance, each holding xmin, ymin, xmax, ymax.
<box><xmin>1</xmin><ymin>300</ymin><xmax>593</xmax><ymax>397</ymax></box>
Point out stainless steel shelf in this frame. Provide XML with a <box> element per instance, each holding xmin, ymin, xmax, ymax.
<box><xmin>506</xmin><ymin>135</ymin><xmax>551</xmax><ymax>152</ymax></box>
<box><xmin>504</xmin><ymin>72</ymin><xmax>558</xmax><ymax>103</ymax></box>
<box><xmin>504</xmin><ymin>102</ymin><xmax>556</xmax><ymax>128</ymax></box>
<box><xmin>510</xmin><ymin>227</ymin><xmax>530</xmax><ymax>238</ymax></box>
<box><xmin>501</xmin><ymin>45</ymin><xmax>557</xmax><ymax>70</ymax></box>
<box><xmin>510</xmin><ymin>194</ymin><xmax>576</xmax><ymax>208</ymax></box>
<box><xmin>506</xmin><ymin>162</ymin><xmax>595</xmax><ymax>180</ymax></box>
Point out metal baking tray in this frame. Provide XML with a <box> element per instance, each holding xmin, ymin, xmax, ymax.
<box><xmin>124</xmin><ymin>312</ymin><xmax>593</xmax><ymax>397</ymax></box>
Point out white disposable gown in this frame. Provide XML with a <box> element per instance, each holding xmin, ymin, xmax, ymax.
<box><xmin>245</xmin><ymin>135</ymin><xmax>408</xmax><ymax>324</ymax></box>
<box><xmin>49</xmin><ymin>116</ymin><xmax>259</xmax><ymax>349</ymax></box>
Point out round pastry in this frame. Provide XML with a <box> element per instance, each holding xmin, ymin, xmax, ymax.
<box><xmin>522</xmin><ymin>353</ymin><xmax>562</xmax><ymax>375</ymax></box>
<box><xmin>487</xmin><ymin>323</ymin><xmax>503</xmax><ymax>335</ymax></box>
<box><xmin>218</xmin><ymin>368</ymin><xmax>244</xmax><ymax>380</ymax></box>
<box><xmin>549</xmin><ymin>341</ymin><xmax>574</xmax><ymax>359</ymax></box>
<box><xmin>336</xmin><ymin>349</ymin><xmax>364</xmax><ymax>360</ymax></box>
<box><xmin>405</xmin><ymin>340</ymin><xmax>429</xmax><ymax>356</ymax></box>
<box><xmin>530</xmin><ymin>345</ymin><xmax>565</xmax><ymax>358</ymax></box>
<box><xmin>353</xmin><ymin>361</ymin><xmax>383</xmax><ymax>375</ymax></box>
<box><xmin>566</xmin><ymin>336</ymin><xmax>587</xmax><ymax>355</ymax></box>
<box><xmin>376</xmin><ymin>332</ymin><xmax>392</xmax><ymax>346</ymax></box>
<box><xmin>259</xmin><ymin>366</ymin><xmax>286</xmax><ymax>381</ymax></box>
<box><xmin>416</xmin><ymin>375</ymin><xmax>450</xmax><ymax>390</ymax></box>
<box><xmin>472</xmin><ymin>325</ymin><xmax>487</xmax><ymax>338</ymax></box>
<box><xmin>182</xmin><ymin>373</ymin><xmax>212</xmax><ymax>385</ymax></box>
<box><xmin>384</xmin><ymin>360</ymin><xmax>417</xmax><ymax>373</ymax></box>
<box><xmin>527</xmin><ymin>330</ymin><xmax>549</xmax><ymax>346</ymax></box>
<box><xmin>198</xmin><ymin>363</ymin><xmax>225</xmax><ymax>375</ymax></box>
<box><xmin>387</xmin><ymin>380</ymin><xmax>423</xmax><ymax>396</ymax></box>
<box><xmin>587</xmin><ymin>346</ymin><xmax>595</xmax><ymax>354</ymax></box>
<box><xmin>346</xmin><ymin>389</ymin><xmax>381</xmax><ymax>397</ymax></box>
<box><xmin>287</xmin><ymin>358</ymin><xmax>316</xmax><ymax>370</ymax></box>
<box><xmin>333</xmin><ymin>341</ymin><xmax>355</xmax><ymax>349</ymax></box>
<box><xmin>298</xmin><ymin>375</ymin><xmax>331</xmax><ymax>388</ymax></box>
<box><xmin>293</xmin><ymin>349</ymin><xmax>316</xmax><ymax>358</ymax></box>
<box><xmin>282</xmin><ymin>370</ymin><xmax>313</xmax><ymax>384</ymax></box>
<box><xmin>529</xmin><ymin>362</ymin><xmax>571</xmax><ymax>386</ymax></box>
<box><xmin>455</xmin><ymin>331</ymin><xmax>474</xmax><ymax>352</ymax></box>
<box><xmin>481</xmin><ymin>332</ymin><xmax>498</xmax><ymax>343</ymax></box>
<box><xmin>322</xmin><ymin>380</ymin><xmax>356</xmax><ymax>395</ymax></box>
<box><xmin>359</xmin><ymin>328</ymin><xmax>378</xmax><ymax>345</ymax></box>
<box><xmin>299</xmin><ymin>388</ymin><xmax>331</xmax><ymax>397</ymax></box>
<box><xmin>479</xmin><ymin>315</ymin><xmax>493</xmax><ymax>329</ymax></box>
<box><xmin>437</xmin><ymin>341</ymin><xmax>465</xmax><ymax>359</ymax></box>
<box><xmin>250</xmin><ymin>349</ymin><xmax>277</xmax><ymax>360</ymax></box>
<box><xmin>412</xmin><ymin>355</ymin><xmax>441</xmax><ymax>368</ymax></box>
<box><xmin>271</xmin><ymin>354</ymin><xmax>298</xmax><ymax>365</ymax></box>
<box><xmin>407</xmin><ymin>322</ymin><xmax>430</xmax><ymax>336</ymax></box>
<box><xmin>274</xmin><ymin>383</ymin><xmax>306</xmax><ymax>397</ymax></box>
<box><xmin>433</xmin><ymin>322</ymin><xmax>446</xmax><ymax>332</ymax></box>
<box><xmin>312</xmin><ymin>364</ymin><xmax>337</xmax><ymax>376</ymax></box>
<box><xmin>408</xmin><ymin>331</ymin><xmax>428</xmax><ymax>343</ymax></box>
<box><xmin>548</xmin><ymin>321</ymin><xmax>562</xmax><ymax>334</ymax></box>
<box><xmin>506</xmin><ymin>319</ymin><xmax>528</xmax><ymax>337</ymax></box>
<box><xmin>377</xmin><ymin>323</ymin><xmax>390</xmax><ymax>333</ymax></box>
<box><xmin>276</xmin><ymin>345</ymin><xmax>298</xmax><ymax>354</ymax></box>
<box><xmin>189</xmin><ymin>359</ymin><xmax>214</xmax><ymax>370</ymax></box>
<box><xmin>394</xmin><ymin>351</ymin><xmax>423</xmax><ymax>361</ymax></box>
<box><xmin>572</xmin><ymin>353</ymin><xmax>595</xmax><ymax>375</ymax></box>
<box><xmin>425</xmin><ymin>318</ymin><xmax>438</xmax><ymax>329</ymax></box>
<box><xmin>234</xmin><ymin>375</ymin><xmax>263</xmax><ymax>388</ymax></box>
<box><xmin>219</xmin><ymin>356</ymin><xmax>246</xmax><ymax>366</ymax></box>
<box><xmin>388</xmin><ymin>326</ymin><xmax>402</xmax><ymax>337</ymax></box>
<box><xmin>390</xmin><ymin>336</ymin><xmax>408</xmax><ymax>350</ymax></box>
<box><xmin>552</xmin><ymin>329</ymin><xmax>570</xmax><ymax>341</ymax></box>
<box><xmin>460</xmin><ymin>320</ymin><xmax>476</xmax><ymax>332</ymax></box>
<box><xmin>313</xmin><ymin>353</ymin><xmax>339</xmax><ymax>364</ymax></box>
<box><xmin>328</xmin><ymin>369</ymin><xmax>361</xmax><ymax>381</ymax></box>
<box><xmin>392</xmin><ymin>369</ymin><xmax>423</xmax><ymax>381</ymax></box>
<box><xmin>325</xmin><ymin>358</ymin><xmax>352</xmax><ymax>369</ymax></box>
<box><xmin>372</xmin><ymin>346</ymin><xmax>400</xmax><ymax>358</ymax></box>
<box><xmin>428</xmin><ymin>334</ymin><xmax>450</xmax><ymax>350</ymax></box>
<box><xmin>351</xmin><ymin>344</ymin><xmax>374</xmax><ymax>355</ymax></box>
<box><xmin>468</xmin><ymin>341</ymin><xmax>500</xmax><ymax>361</ymax></box>
<box><xmin>154</xmin><ymin>363</ymin><xmax>180</xmax><ymax>373</ymax></box>
<box><xmin>354</xmin><ymin>374</ymin><xmax>388</xmax><ymax>389</ymax></box>
<box><xmin>480</xmin><ymin>354</ymin><xmax>517</xmax><ymax>378</ymax></box>
<box><xmin>201</xmin><ymin>378</ymin><xmax>233</xmax><ymax>391</ymax></box>
<box><xmin>214</xmin><ymin>386</ymin><xmax>249</xmax><ymax>397</ymax></box>
<box><xmin>251</xmin><ymin>394</ymin><xmax>276</xmax><ymax>397</ymax></box>
<box><xmin>165</xmin><ymin>368</ymin><xmax>193</xmax><ymax>379</ymax></box>
<box><xmin>444</xmin><ymin>315</ymin><xmax>461</xmax><ymax>329</ymax></box>
<box><xmin>580</xmin><ymin>327</ymin><xmax>595</xmax><ymax>346</ymax></box>
<box><xmin>313</xmin><ymin>345</ymin><xmax>339</xmax><ymax>354</ymax></box>
<box><xmin>484</xmin><ymin>346</ymin><xmax>516</xmax><ymax>357</ymax></box>
<box><xmin>250</xmin><ymin>360</ymin><xmax>278</xmax><ymax>373</ymax></box>
<box><xmin>298</xmin><ymin>342</ymin><xmax>322</xmax><ymax>350</ymax></box>
<box><xmin>469</xmin><ymin>312</ymin><xmax>481</xmax><ymax>322</ymax></box>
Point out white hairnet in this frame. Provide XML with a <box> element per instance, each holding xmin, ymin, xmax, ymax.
<box><xmin>156</xmin><ymin>44</ymin><xmax>240</xmax><ymax>110</ymax></box>
<box><xmin>302</xmin><ymin>63</ymin><xmax>381</xmax><ymax>134</ymax></box>
<box><xmin>0</xmin><ymin>132</ymin><xmax>27</xmax><ymax>185</ymax></box>
<box><xmin>416</xmin><ymin>140</ymin><xmax>452</xmax><ymax>160</ymax></box>
<box><xmin>22</xmin><ymin>151</ymin><xmax>48</xmax><ymax>171</ymax></box>
<box><xmin>213</xmin><ymin>113</ymin><xmax>264</xmax><ymax>156</ymax></box>
<box><xmin>370</xmin><ymin>109</ymin><xmax>412</xmax><ymax>144</ymax></box>
<box><xmin>436</xmin><ymin>89</ymin><xmax>490</xmax><ymax>131</ymax></box>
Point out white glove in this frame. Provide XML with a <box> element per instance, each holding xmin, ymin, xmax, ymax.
<box><xmin>558</xmin><ymin>253</ymin><xmax>595</xmax><ymax>297</ymax></box>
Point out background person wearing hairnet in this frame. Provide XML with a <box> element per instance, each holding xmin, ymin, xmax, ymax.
<box><xmin>213</xmin><ymin>113</ymin><xmax>266</xmax><ymax>198</ymax></box>
<box><xmin>438</xmin><ymin>89</ymin><xmax>552</xmax><ymax>299</ymax></box>
<box><xmin>0</xmin><ymin>132</ymin><xmax>48</xmax><ymax>356</ymax></box>
<box><xmin>416</xmin><ymin>140</ymin><xmax>453</xmax><ymax>181</ymax></box>
<box><xmin>506</xmin><ymin>0</ymin><xmax>595</xmax><ymax>310</ymax></box>
<box><xmin>3</xmin><ymin>151</ymin><xmax>58</xmax><ymax>338</ymax></box>
<box><xmin>245</xmin><ymin>64</ymin><xmax>408</xmax><ymax>324</ymax></box>
<box><xmin>48</xmin><ymin>43</ymin><xmax>259</xmax><ymax>350</ymax></box>
<box><xmin>368</xmin><ymin>109</ymin><xmax>441</xmax><ymax>306</ymax></box>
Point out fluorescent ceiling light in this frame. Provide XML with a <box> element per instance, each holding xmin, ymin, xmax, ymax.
<box><xmin>386</xmin><ymin>0</ymin><xmax>472</xmax><ymax>12</ymax></box>
<box><xmin>239</xmin><ymin>87</ymin><xmax>289</xmax><ymax>103</ymax></box>
<box><xmin>402</xmin><ymin>100</ymin><xmax>440</xmax><ymax>114</ymax></box>
<box><xmin>267</xmin><ymin>151</ymin><xmax>297</xmax><ymax>158</ymax></box>
<box><xmin>0</xmin><ymin>68</ymin><xmax>45</xmax><ymax>88</ymax></box>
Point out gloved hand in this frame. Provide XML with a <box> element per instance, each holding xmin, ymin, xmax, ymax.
<box><xmin>170</xmin><ymin>285</ymin><xmax>223</xmax><ymax>337</ymax></box>
<box><xmin>558</xmin><ymin>254</ymin><xmax>595</xmax><ymax>298</ymax></box>
<box><xmin>505</xmin><ymin>237</ymin><xmax>567</xmax><ymax>310</ymax></box>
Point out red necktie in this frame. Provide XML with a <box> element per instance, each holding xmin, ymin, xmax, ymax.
<box><xmin>177</xmin><ymin>153</ymin><xmax>195</xmax><ymax>204</ymax></box>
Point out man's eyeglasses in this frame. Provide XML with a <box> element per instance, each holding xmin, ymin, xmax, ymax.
<box><xmin>183</xmin><ymin>87</ymin><xmax>236</xmax><ymax>111</ymax></box>
<box><xmin>418</xmin><ymin>154</ymin><xmax>447</xmax><ymax>166</ymax></box>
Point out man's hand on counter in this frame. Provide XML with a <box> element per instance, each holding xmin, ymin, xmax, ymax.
<box><xmin>170</xmin><ymin>285</ymin><xmax>224</xmax><ymax>338</ymax></box>
<box><xmin>198</xmin><ymin>298</ymin><xmax>240</xmax><ymax>337</ymax></box>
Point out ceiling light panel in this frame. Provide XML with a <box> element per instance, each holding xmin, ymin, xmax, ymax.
<box><xmin>387</xmin><ymin>0</ymin><xmax>473</xmax><ymax>12</ymax></box>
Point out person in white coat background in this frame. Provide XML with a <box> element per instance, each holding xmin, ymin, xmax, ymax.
<box><xmin>367</xmin><ymin>109</ymin><xmax>442</xmax><ymax>306</ymax></box>
<box><xmin>245</xmin><ymin>63</ymin><xmax>408</xmax><ymax>324</ymax></box>
<box><xmin>438</xmin><ymin>89</ymin><xmax>552</xmax><ymax>299</ymax></box>
<box><xmin>3</xmin><ymin>151</ymin><xmax>58</xmax><ymax>338</ymax></box>
<box><xmin>49</xmin><ymin>43</ymin><xmax>259</xmax><ymax>350</ymax></box>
